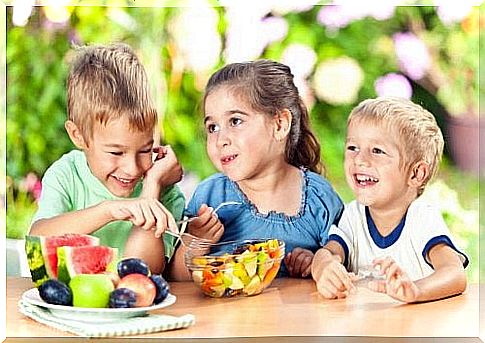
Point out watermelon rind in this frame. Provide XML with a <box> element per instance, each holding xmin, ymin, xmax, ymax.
<box><xmin>57</xmin><ymin>245</ymin><xmax>119</xmax><ymax>284</ymax></box>
<box><xmin>25</xmin><ymin>236</ymin><xmax>49</xmax><ymax>287</ymax></box>
<box><xmin>25</xmin><ymin>234</ymin><xmax>100</xmax><ymax>287</ymax></box>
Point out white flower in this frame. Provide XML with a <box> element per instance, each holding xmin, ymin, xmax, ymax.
<box><xmin>281</xmin><ymin>44</ymin><xmax>317</xmax><ymax>79</ymax></box>
<box><xmin>434</xmin><ymin>0</ymin><xmax>476</xmax><ymax>25</ymax></box>
<box><xmin>393</xmin><ymin>32</ymin><xmax>431</xmax><ymax>80</ymax></box>
<box><xmin>312</xmin><ymin>56</ymin><xmax>364</xmax><ymax>105</ymax></box>
<box><xmin>168</xmin><ymin>4</ymin><xmax>221</xmax><ymax>73</ymax></box>
<box><xmin>12</xmin><ymin>0</ymin><xmax>34</xmax><ymax>27</ymax></box>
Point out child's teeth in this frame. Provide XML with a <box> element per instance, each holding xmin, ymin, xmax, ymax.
<box><xmin>356</xmin><ymin>175</ymin><xmax>378</xmax><ymax>182</ymax></box>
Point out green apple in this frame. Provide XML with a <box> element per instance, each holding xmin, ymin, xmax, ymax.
<box><xmin>69</xmin><ymin>274</ymin><xmax>115</xmax><ymax>308</ymax></box>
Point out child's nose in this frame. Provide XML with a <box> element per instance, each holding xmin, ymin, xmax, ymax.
<box><xmin>355</xmin><ymin>151</ymin><xmax>371</xmax><ymax>166</ymax></box>
<box><xmin>215</xmin><ymin>130</ymin><xmax>231</xmax><ymax>148</ymax></box>
<box><xmin>122</xmin><ymin>156</ymin><xmax>143</xmax><ymax>176</ymax></box>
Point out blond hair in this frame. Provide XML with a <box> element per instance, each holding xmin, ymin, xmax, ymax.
<box><xmin>67</xmin><ymin>43</ymin><xmax>157</xmax><ymax>141</ymax></box>
<box><xmin>348</xmin><ymin>97</ymin><xmax>444</xmax><ymax>195</ymax></box>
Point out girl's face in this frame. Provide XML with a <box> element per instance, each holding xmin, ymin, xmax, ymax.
<box><xmin>344</xmin><ymin>119</ymin><xmax>412</xmax><ymax>210</ymax></box>
<box><xmin>82</xmin><ymin>117</ymin><xmax>154</xmax><ymax>197</ymax></box>
<box><xmin>204</xmin><ymin>87</ymin><xmax>284</xmax><ymax>183</ymax></box>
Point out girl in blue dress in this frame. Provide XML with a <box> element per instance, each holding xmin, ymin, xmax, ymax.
<box><xmin>168</xmin><ymin>60</ymin><xmax>343</xmax><ymax>280</ymax></box>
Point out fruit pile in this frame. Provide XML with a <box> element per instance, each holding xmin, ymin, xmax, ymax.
<box><xmin>38</xmin><ymin>257</ymin><xmax>170</xmax><ymax>308</ymax></box>
<box><xmin>25</xmin><ymin>234</ymin><xmax>170</xmax><ymax>308</ymax></box>
<box><xmin>187</xmin><ymin>239</ymin><xmax>284</xmax><ymax>298</ymax></box>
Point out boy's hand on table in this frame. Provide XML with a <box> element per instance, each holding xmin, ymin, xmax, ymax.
<box><xmin>108</xmin><ymin>198</ymin><xmax>178</xmax><ymax>238</ymax></box>
<box><xmin>145</xmin><ymin>145</ymin><xmax>183</xmax><ymax>190</ymax></box>
<box><xmin>313</xmin><ymin>253</ymin><xmax>355</xmax><ymax>299</ymax></box>
<box><xmin>368</xmin><ymin>256</ymin><xmax>420</xmax><ymax>303</ymax></box>
<box><xmin>285</xmin><ymin>248</ymin><xmax>314</xmax><ymax>278</ymax></box>
<box><xmin>187</xmin><ymin>204</ymin><xmax>224</xmax><ymax>243</ymax></box>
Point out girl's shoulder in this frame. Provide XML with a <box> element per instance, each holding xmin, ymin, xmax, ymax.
<box><xmin>304</xmin><ymin>170</ymin><xmax>341</xmax><ymax>199</ymax></box>
<box><xmin>196</xmin><ymin>173</ymin><xmax>231</xmax><ymax>191</ymax></box>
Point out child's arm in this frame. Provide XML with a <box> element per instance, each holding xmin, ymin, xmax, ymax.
<box><xmin>165</xmin><ymin>204</ymin><xmax>224</xmax><ymax>281</ymax></box>
<box><xmin>369</xmin><ymin>244</ymin><xmax>466</xmax><ymax>303</ymax></box>
<box><xmin>311</xmin><ymin>241</ymin><xmax>355</xmax><ymax>299</ymax></box>
<box><xmin>284</xmin><ymin>248</ymin><xmax>314</xmax><ymax>278</ymax></box>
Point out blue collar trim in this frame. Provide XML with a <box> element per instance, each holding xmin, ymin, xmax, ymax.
<box><xmin>365</xmin><ymin>206</ymin><xmax>406</xmax><ymax>248</ymax></box>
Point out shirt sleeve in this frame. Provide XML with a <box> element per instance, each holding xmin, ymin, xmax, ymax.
<box><xmin>327</xmin><ymin>206</ymin><xmax>355</xmax><ymax>270</ymax></box>
<box><xmin>160</xmin><ymin>185</ymin><xmax>186</xmax><ymax>260</ymax></box>
<box><xmin>413</xmin><ymin>203</ymin><xmax>469</xmax><ymax>269</ymax></box>
<box><xmin>30</xmin><ymin>164</ymin><xmax>73</xmax><ymax>228</ymax></box>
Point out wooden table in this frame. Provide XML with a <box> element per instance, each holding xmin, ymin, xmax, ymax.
<box><xmin>6</xmin><ymin>277</ymin><xmax>483</xmax><ymax>342</ymax></box>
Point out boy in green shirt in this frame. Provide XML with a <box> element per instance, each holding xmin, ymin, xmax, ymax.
<box><xmin>29</xmin><ymin>43</ymin><xmax>184</xmax><ymax>274</ymax></box>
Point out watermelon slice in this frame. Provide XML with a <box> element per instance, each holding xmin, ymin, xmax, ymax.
<box><xmin>57</xmin><ymin>245</ymin><xmax>118</xmax><ymax>284</ymax></box>
<box><xmin>25</xmin><ymin>234</ymin><xmax>99</xmax><ymax>287</ymax></box>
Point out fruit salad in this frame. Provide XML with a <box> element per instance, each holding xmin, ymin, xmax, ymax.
<box><xmin>186</xmin><ymin>239</ymin><xmax>285</xmax><ymax>298</ymax></box>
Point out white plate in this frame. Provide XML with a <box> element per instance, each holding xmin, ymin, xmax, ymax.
<box><xmin>22</xmin><ymin>288</ymin><xmax>176</xmax><ymax>323</ymax></box>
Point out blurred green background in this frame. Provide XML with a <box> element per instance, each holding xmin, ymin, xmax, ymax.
<box><xmin>4</xmin><ymin>2</ymin><xmax>482</xmax><ymax>282</ymax></box>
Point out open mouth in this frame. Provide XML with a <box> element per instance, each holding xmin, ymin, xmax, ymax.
<box><xmin>354</xmin><ymin>173</ymin><xmax>379</xmax><ymax>186</ymax></box>
<box><xmin>221</xmin><ymin>154</ymin><xmax>238</xmax><ymax>165</ymax></box>
<box><xmin>112</xmin><ymin>175</ymin><xmax>136</xmax><ymax>186</ymax></box>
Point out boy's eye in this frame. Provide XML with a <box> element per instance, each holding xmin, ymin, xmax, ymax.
<box><xmin>229</xmin><ymin>117</ymin><xmax>242</xmax><ymax>126</ymax></box>
<box><xmin>206</xmin><ymin>123</ymin><xmax>220</xmax><ymax>133</ymax></box>
<box><xmin>109</xmin><ymin>151</ymin><xmax>123</xmax><ymax>156</ymax></box>
<box><xmin>139</xmin><ymin>149</ymin><xmax>152</xmax><ymax>154</ymax></box>
<box><xmin>346</xmin><ymin>145</ymin><xmax>358</xmax><ymax>152</ymax></box>
<box><xmin>372</xmin><ymin>147</ymin><xmax>385</xmax><ymax>154</ymax></box>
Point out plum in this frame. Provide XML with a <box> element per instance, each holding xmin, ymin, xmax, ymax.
<box><xmin>117</xmin><ymin>258</ymin><xmax>150</xmax><ymax>278</ymax></box>
<box><xmin>38</xmin><ymin>279</ymin><xmax>72</xmax><ymax>306</ymax></box>
<box><xmin>149</xmin><ymin>274</ymin><xmax>170</xmax><ymax>304</ymax></box>
<box><xmin>109</xmin><ymin>288</ymin><xmax>137</xmax><ymax>308</ymax></box>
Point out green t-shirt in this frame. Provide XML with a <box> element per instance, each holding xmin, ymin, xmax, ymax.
<box><xmin>31</xmin><ymin>150</ymin><xmax>185</xmax><ymax>259</ymax></box>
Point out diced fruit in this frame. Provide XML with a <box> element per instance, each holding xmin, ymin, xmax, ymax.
<box><xmin>57</xmin><ymin>245</ymin><xmax>118</xmax><ymax>284</ymax></box>
<box><xmin>188</xmin><ymin>239</ymin><xmax>284</xmax><ymax>298</ymax></box>
<box><xmin>109</xmin><ymin>288</ymin><xmax>137</xmax><ymax>308</ymax></box>
<box><xmin>150</xmin><ymin>274</ymin><xmax>170</xmax><ymax>304</ymax></box>
<box><xmin>244</xmin><ymin>275</ymin><xmax>263</xmax><ymax>296</ymax></box>
<box><xmin>117</xmin><ymin>273</ymin><xmax>156</xmax><ymax>307</ymax></box>
<box><xmin>38</xmin><ymin>279</ymin><xmax>72</xmax><ymax>306</ymax></box>
<box><xmin>117</xmin><ymin>258</ymin><xmax>150</xmax><ymax>278</ymax></box>
<box><xmin>69</xmin><ymin>274</ymin><xmax>114</xmax><ymax>308</ymax></box>
<box><xmin>228</xmin><ymin>274</ymin><xmax>244</xmax><ymax>290</ymax></box>
<box><xmin>25</xmin><ymin>234</ymin><xmax>99</xmax><ymax>287</ymax></box>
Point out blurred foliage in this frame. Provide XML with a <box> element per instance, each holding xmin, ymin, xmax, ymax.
<box><xmin>5</xmin><ymin>4</ymin><xmax>480</xmax><ymax>282</ymax></box>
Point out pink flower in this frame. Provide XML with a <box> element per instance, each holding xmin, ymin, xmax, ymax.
<box><xmin>375</xmin><ymin>73</ymin><xmax>413</xmax><ymax>99</ymax></box>
<box><xmin>393</xmin><ymin>32</ymin><xmax>430</xmax><ymax>80</ymax></box>
<box><xmin>20</xmin><ymin>172</ymin><xmax>42</xmax><ymax>202</ymax></box>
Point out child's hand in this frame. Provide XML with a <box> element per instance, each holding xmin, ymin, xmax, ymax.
<box><xmin>313</xmin><ymin>255</ymin><xmax>355</xmax><ymax>299</ymax></box>
<box><xmin>284</xmin><ymin>248</ymin><xmax>314</xmax><ymax>278</ymax></box>
<box><xmin>367</xmin><ymin>256</ymin><xmax>420</xmax><ymax>303</ymax></box>
<box><xmin>108</xmin><ymin>198</ymin><xmax>178</xmax><ymax>238</ymax></box>
<box><xmin>187</xmin><ymin>204</ymin><xmax>224</xmax><ymax>243</ymax></box>
<box><xmin>144</xmin><ymin>145</ymin><xmax>183</xmax><ymax>190</ymax></box>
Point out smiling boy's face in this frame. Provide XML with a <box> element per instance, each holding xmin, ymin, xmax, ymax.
<box><xmin>344</xmin><ymin>119</ymin><xmax>415</xmax><ymax>211</ymax></box>
<box><xmin>81</xmin><ymin>117</ymin><xmax>154</xmax><ymax>197</ymax></box>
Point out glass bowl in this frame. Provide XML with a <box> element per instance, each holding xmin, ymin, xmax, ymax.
<box><xmin>184</xmin><ymin>239</ymin><xmax>285</xmax><ymax>298</ymax></box>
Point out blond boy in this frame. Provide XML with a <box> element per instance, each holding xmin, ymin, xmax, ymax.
<box><xmin>312</xmin><ymin>97</ymin><xmax>468</xmax><ymax>303</ymax></box>
<box><xmin>30</xmin><ymin>43</ymin><xmax>184</xmax><ymax>274</ymax></box>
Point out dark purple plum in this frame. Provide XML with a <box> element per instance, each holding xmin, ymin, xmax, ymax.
<box><xmin>149</xmin><ymin>274</ymin><xmax>170</xmax><ymax>304</ymax></box>
<box><xmin>39</xmin><ymin>279</ymin><xmax>72</xmax><ymax>306</ymax></box>
<box><xmin>117</xmin><ymin>258</ymin><xmax>150</xmax><ymax>278</ymax></box>
<box><xmin>109</xmin><ymin>288</ymin><xmax>137</xmax><ymax>308</ymax></box>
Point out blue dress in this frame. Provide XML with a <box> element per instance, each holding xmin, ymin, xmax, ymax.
<box><xmin>186</xmin><ymin>169</ymin><xmax>344</xmax><ymax>277</ymax></box>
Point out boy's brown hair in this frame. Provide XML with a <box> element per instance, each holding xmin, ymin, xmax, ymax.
<box><xmin>348</xmin><ymin>97</ymin><xmax>444</xmax><ymax>195</ymax></box>
<box><xmin>67</xmin><ymin>43</ymin><xmax>157</xmax><ymax>142</ymax></box>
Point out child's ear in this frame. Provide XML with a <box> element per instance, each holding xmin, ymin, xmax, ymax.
<box><xmin>408</xmin><ymin>161</ymin><xmax>429</xmax><ymax>188</ymax></box>
<box><xmin>273</xmin><ymin>109</ymin><xmax>292</xmax><ymax>141</ymax></box>
<box><xmin>65</xmin><ymin>120</ymin><xmax>88</xmax><ymax>149</ymax></box>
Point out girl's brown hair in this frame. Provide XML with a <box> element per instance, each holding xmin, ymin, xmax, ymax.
<box><xmin>203</xmin><ymin>60</ymin><xmax>323</xmax><ymax>174</ymax></box>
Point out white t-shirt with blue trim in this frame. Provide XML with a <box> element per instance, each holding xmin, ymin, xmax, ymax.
<box><xmin>328</xmin><ymin>199</ymin><xmax>468</xmax><ymax>281</ymax></box>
